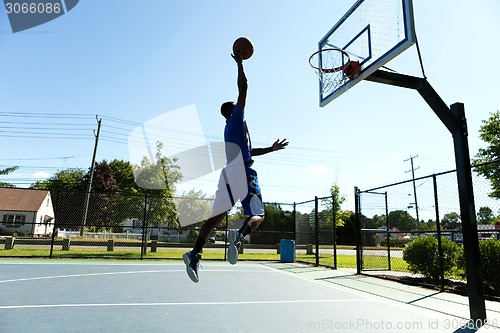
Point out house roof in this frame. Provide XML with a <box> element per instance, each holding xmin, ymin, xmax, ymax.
<box><xmin>0</xmin><ymin>188</ymin><xmax>50</xmax><ymax>212</ymax></box>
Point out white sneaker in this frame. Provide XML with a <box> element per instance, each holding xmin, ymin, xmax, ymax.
<box><xmin>228</xmin><ymin>230</ymin><xmax>243</xmax><ymax>265</ymax></box>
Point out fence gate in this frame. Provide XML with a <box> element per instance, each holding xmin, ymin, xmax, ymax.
<box><xmin>358</xmin><ymin>190</ymin><xmax>391</xmax><ymax>271</ymax></box>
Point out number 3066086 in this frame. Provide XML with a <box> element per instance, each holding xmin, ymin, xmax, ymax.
<box><xmin>5</xmin><ymin>2</ymin><xmax>61</xmax><ymax>14</ymax></box>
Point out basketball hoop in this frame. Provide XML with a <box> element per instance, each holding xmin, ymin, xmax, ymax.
<box><xmin>309</xmin><ymin>48</ymin><xmax>361</xmax><ymax>97</ymax></box>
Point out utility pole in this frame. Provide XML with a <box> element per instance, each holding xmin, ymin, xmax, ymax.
<box><xmin>80</xmin><ymin>116</ymin><xmax>102</xmax><ymax>236</ymax></box>
<box><xmin>404</xmin><ymin>155</ymin><xmax>420</xmax><ymax>230</ymax></box>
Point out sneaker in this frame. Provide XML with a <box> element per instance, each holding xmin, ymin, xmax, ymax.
<box><xmin>228</xmin><ymin>230</ymin><xmax>244</xmax><ymax>265</ymax></box>
<box><xmin>183</xmin><ymin>251</ymin><xmax>201</xmax><ymax>283</ymax></box>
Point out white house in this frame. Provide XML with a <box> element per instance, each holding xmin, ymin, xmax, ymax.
<box><xmin>0</xmin><ymin>188</ymin><xmax>55</xmax><ymax>237</ymax></box>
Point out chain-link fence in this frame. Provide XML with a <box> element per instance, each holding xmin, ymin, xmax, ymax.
<box><xmin>0</xmin><ymin>189</ymin><xmax>297</xmax><ymax>261</ymax></box>
<box><xmin>2</xmin><ymin>161</ymin><xmax>500</xmax><ymax>302</ymax></box>
<box><xmin>356</xmin><ymin>161</ymin><xmax>500</xmax><ymax>300</ymax></box>
<box><xmin>294</xmin><ymin>196</ymin><xmax>338</xmax><ymax>269</ymax></box>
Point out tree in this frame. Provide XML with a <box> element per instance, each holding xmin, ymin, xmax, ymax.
<box><xmin>109</xmin><ymin>159</ymin><xmax>137</xmax><ymax>193</ymax></box>
<box><xmin>335</xmin><ymin>211</ymin><xmax>357</xmax><ymax>245</ymax></box>
<box><xmin>441</xmin><ymin>212</ymin><xmax>461</xmax><ymax>229</ymax></box>
<box><xmin>0</xmin><ymin>166</ymin><xmax>18</xmax><ymax>187</ymax></box>
<box><xmin>257</xmin><ymin>203</ymin><xmax>294</xmax><ymax>232</ymax></box>
<box><xmin>128</xmin><ymin>142</ymin><xmax>182</xmax><ymax>228</ymax></box>
<box><xmin>175</xmin><ymin>189</ymin><xmax>214</xmax><ymax>228</ymax></box>
<box><xmin>388</xmin><ymin>210</ymin><xmax>416</xmax><ymax>231</ymax></box>
<box><xmin>473</xmin><ymin>110</ymin><xmax>500</xmax><ymax>198</ymax></box>
<box><xmin>320</xmin><ymin>184</ymin><xmax>351</xmax><ymax>228</ymax></box>
<box><xmin>82</xmin><ymin>161</ymin><xmax>120</xmax><ymax>231</ymax></box>
<box><xmin>32</xmin><ymin>168</ymin><xmax>86</xmax><ymax>190</ymax></box>
<box><xmin>477</xmin><ymin>206</ymin><xmax>494</xmax><ymax>225</ymax></box>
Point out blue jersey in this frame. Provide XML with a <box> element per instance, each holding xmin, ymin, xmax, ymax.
<box><xmin>224</xmin><ymin>105</ymin><xmax>253</xmax><ymax>165</ymax></box>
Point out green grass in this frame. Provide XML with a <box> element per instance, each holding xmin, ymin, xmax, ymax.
<box><xmin>0</xmin><ymin>247</ymin><xmax>407</xmax><ymax>273</ymax></box>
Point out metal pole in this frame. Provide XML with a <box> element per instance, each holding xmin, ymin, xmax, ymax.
<box><xmin>385</xmin><ymin>191</ymin><xmax>391</xmax><ymax>270</ymax></box>
<box><xmin>49</xmin><ymin>189</ymin><xmax>61</xmax><ymax>259</ymax></box>
<box><xmin>366</xmin><ymin>70</ymin><xmax>486</xmax><ymax>324</ymax></box>
<box><xmin>314</xmin><ymin>196</ymin><xmax>319</xmax><ymax>267</ymax></box>
<box><xmin>293</xmin><ymin>202</ymin><xmax>296</xmax><ymax>242</ymax></box>
<box><xmin>332</xmin><ymin>194</ymin><xmax>337</xmax><ymax>270</ymax></box>
<box><xmin>451</xmin><ymin>103</ymin><xmax>486</xmax><ymax>323</ymax></box>
<box><xmin>141</xmin><ymin>192</ymin><xmax>148</xmax><ymax>259</ymax></box>
<box><xmin>433</xmin><ymin>174</ymin><xmax>445</xmax><ymax>291</ymax></box>
<box><xmin>354</xmin><ymin>187</ymin><xmax>362</xmax><ymax>274</ymax></box>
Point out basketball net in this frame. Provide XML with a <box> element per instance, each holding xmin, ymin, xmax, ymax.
<box><xmin>309</xmin><ymin>48</ymin><xmax>361</xmax><ymax>98</ymax></box>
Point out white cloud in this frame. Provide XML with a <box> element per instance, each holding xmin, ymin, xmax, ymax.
<box><xmin>33</xmin><ymin>171</ymin><xmax>50</xmax><ymax>179</ymax></box>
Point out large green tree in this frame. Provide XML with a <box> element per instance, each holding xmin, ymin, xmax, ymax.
<box><xmin>32</xmin><ymin>168</ymin><xmax>86</xmax><ymax>190</ymax></box>
<box><xmin>126</xmin><ymin>142</ymin><xmax>182</xmax><ymax>228</ymax></box>
<box><xmin>473</xmin><ymin>110</ymin><xmax>500</xmax><ymax>198</ymax></box>
<box><xmin>441</xmin><ymin>212</ymin><xmax>461</xmax><ymax>229</ymax></box>
<box><xmin>388</xmin><ymin>210</ymin><xmax>416</xmax><ymax>231</ymax></box>
<box><xmin>82</xmin><ymin>161</ymin><xmax>120</xmax><ymax>231</ymax></box>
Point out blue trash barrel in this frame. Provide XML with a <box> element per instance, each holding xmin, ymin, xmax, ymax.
<box><xmin>280</xmin><ymin>239</ymin><xmax>295</xmax><ymax>263</ymax></box>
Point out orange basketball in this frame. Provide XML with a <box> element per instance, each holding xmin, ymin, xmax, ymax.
<box><xmin>232</xmin><ymin>37</ymin><xmax>254</xmax><ymax>60</ymax></box>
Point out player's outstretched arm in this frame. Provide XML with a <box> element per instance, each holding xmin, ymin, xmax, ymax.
<box><xmin>252</xmin><ymin>139</ymin><xmax>289</xmax><ymax>157</ymax></box>
<box><xmin>232</xmin><ymin>52</ymin><xmax>247</xmax><ymax>110</ymax></box>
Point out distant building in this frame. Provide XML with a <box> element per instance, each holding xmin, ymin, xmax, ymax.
<box><xmin>0</xmin><ymin>188</ymin><xmax>55</xmax><ymax>237</ymax></box>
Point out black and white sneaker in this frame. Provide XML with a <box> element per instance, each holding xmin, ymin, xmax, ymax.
<box><xmin>183</xmin><ymin>251</ymin><xmax>201</xmax><ymax>283</ymax></box>
<box><xmin>228</xmin><ymin>230</ymin><xmax>244</xmax><ymax>265</ymax></box>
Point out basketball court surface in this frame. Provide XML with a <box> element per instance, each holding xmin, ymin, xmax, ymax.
<box><xmin>1</xmin><ymin>259</ymin><xmax>500</xmax><ymax>332</ymax></box>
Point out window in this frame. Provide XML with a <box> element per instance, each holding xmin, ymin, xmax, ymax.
<box><xmin>2</xmin><ymin>214</ymin><xmax>26</xmax><ymax>228</ymax></box>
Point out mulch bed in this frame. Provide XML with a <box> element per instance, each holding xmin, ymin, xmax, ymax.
<box><xmin>374</xmin><ymin>274</ymin><xmax>500</xmax><ymax>301</ymax></box>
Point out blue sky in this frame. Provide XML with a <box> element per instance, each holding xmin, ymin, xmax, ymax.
<box><xmin>1</xmin><ymin>0</ymin><xmax>499</xmax><ymax>213</ymax></box>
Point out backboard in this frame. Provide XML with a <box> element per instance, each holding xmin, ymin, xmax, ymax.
<box><xmin>315</xmin><ymin>0</ymin><xmax>415</xmax><ymax>107</ymax></box>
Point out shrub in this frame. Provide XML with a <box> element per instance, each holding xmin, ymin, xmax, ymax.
<box><xmin>380</xmin><ymin>237</ymin><xmax>412</xmax><ymax>248</ymax></box>
<box><xmin>403</xmin><ymin>235</ymin><xmax>460</xmax><ymax>281</ymax></box>
<box><xmin>456</xmin><ymin>238</ymin><xmax>500</xmax><ymax>293</ymax></box>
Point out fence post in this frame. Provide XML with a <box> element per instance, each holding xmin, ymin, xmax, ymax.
<box><xmin>49</xmin><ymin>189</ymin><xmax>61</xmax><ymax>259</ymax></box>
<box><xmin>293</xmin><ymin>202</ymin><xmax>296</xmax><ymax>241</ymax></box>
<box><xmin>4</xmin><ymin>236</ymin><xmax>15</xmax><ymax>250</ymax></box>
<box><xmin>314</xmin><ymin>196</ymin><xmax>319</xmax><ymax>266</ymax></box>
<box><xmin>332</xmin><ymin>194</ymin><xmax>337</xmax><ymax>270</ymax></box>
<box><xmin>385</xmin><ymin>191</ymin><xmax>391</xmax><ymax>271</ymax></box>
<box><xmin>62</xmin><ymin>238</ymin><xmax>71</xmax><ymax>251</ymax></box>
<box><xmin>141</xmin><ymin>192</ymin><xmax>148</xmax><ymax>259</ymax></box>
<box><xmin>107</xmin><ymin>239</ymin><xmax>114</xmax><ymax>252</ymax></box>
<box><xmin>354</xmin><ymin>187</ymin><xmax>362</xmax><ymax>274</ymax></box>
<box><xmin>433</xmin><ymin>174</ymin><xmax>445</xmax><ymax>291</ymax></box>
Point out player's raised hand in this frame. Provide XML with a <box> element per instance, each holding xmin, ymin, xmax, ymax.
<box><xmin>231</xmin><ymin>51</ymin><xmax>243</xmax><ymax>64</ymax></box>
<box><xmin>272</xmin><ymin>138</ymin><xmax>289</xmax><ymax>151</ymax></box>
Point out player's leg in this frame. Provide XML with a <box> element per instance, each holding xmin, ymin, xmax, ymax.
<box><xmin>184</xmin><ymin>169</ymin><xmax>234</xmax><ymax>283</ymax></box>
<box><xmin>183</xmin><ymin>212</ymin><xmax>225</xmax><ymax>283</ymax></box>
<box><xmin>228</xmin><ymin>167</ymin><xmax>265</xmax><ymax>265</ymax></box>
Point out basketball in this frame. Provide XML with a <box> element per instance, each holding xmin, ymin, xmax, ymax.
<box><xmin>232</xmin><ymin>37</ymin><xmax>254</xmax><ymax>60</ymax></box>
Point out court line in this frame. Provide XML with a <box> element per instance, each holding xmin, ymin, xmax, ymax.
<box><xmin>0</xmin><ymin>299</ymin><xmax>375</xmax><ymax>310</ymax></box>
<box><xmin>0</xmin><ymin>269</ymin><xmax>271</xmax><ymax>284</ymax></box>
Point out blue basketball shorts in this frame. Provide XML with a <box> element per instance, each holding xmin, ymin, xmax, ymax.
<box><xmin>212</xmin><ymin>165</ymin><xmax>264</xmax><ymax>217</ymax></box>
